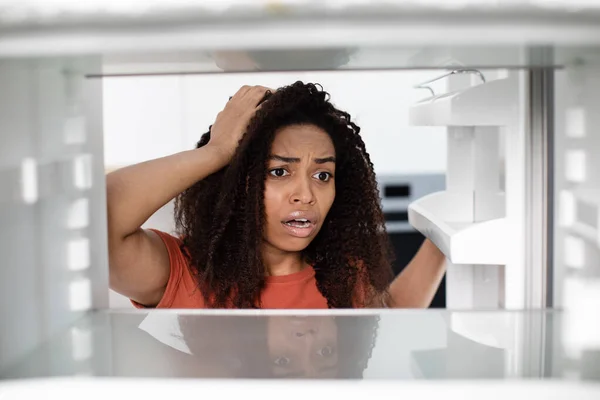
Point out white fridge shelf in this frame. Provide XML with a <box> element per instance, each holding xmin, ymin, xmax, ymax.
<box><xmin>409</xmin><ymin>77</ymin><xmax>518</xmax><ymax>127</ymax></box>
<box><xmin>565</xmin><ymin>187</ymin><xmax>600</xmax><ymax>245</ymax></box>
<box><xmin>408</xmin><ymin>192</ymin><xmax>508</xmax><ymax>265</ymax></box>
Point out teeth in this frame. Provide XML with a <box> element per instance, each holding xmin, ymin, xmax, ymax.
<box><xmin>296</xmin><ymin>218</ymin><xmax>308</xmax><ymax>222</ymax></box>
<box><xmin>284</xmin><ymin>220</ymin><xmax>311</xmax><ymax>228</ymax></box>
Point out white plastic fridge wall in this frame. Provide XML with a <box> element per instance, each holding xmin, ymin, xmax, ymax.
<box><xmin>0</xmin><ymin>58</ymin><xmax>108</xmax><ymax>372</ymax></box>
<box><xmin>554</xmin><ymin>65</ymin><xmax>600</xmax><ymax>360</ymax></box>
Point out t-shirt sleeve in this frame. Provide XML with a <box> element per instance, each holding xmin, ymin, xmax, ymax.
<box><xmin>130</xmin><ymin>229</ymin><xmax>188</xmax><ymax>309</ymax></box>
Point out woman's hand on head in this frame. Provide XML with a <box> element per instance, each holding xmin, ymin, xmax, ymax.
<box><xmin>207</xmin><ymin>85</ymin><xmax>271</xmax><ymax>163</ymax></box>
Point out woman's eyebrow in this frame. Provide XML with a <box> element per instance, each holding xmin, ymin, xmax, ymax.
<box><xmin>314</xmin><ymin>156</ymin><xmax>336</xmax><ymax>164</ymax></box>
<box><xmin>270</xmin><ymin>155</ymin><xmax>300</xmax><ymax>163</ymax></box>
<box><xmin>269</xmin><ymin>155</ymin><xmax>336</xmax><ymax>164</ymax></box>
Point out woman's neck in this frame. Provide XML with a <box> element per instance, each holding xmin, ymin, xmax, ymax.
<box><xmin>261</xmin><ymin>244</ymin><xmax>306</xmax><ymax>277</ymax></box>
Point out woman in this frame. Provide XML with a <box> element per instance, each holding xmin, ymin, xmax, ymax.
<box><xmin>107</xmin><ymin>81</ymin><xmax>445</xmax><ymax>309</ymax></box>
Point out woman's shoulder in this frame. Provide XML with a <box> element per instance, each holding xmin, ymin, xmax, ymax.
<box><xmin>139</xmin><ymin>229</ymin><xmax>203</xmax><ymax>308</ymax></box>
<box><xmin>148</xmin><ymin>228</ymin><xmax>196</xmax><ymax>262</ymax></box>
<box><xmin>148</xmin><ymin>228</ymin><xmax>184</xmax><ymax>249</ymax></box>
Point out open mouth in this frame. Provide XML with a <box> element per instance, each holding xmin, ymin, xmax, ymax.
<box><xmin>280</xmin><ymin>211</ymin><xmax>319</xmax><ymax>238</ymax></box>
<box><xmin>281</xmin><ymin>216</ymin><xmax>317</xmax><ymax>238</ymax></box>
<box><xmin>283</xmin><ymin>218</ymin><xmax>312</xmax><ymax>228</ymax></box>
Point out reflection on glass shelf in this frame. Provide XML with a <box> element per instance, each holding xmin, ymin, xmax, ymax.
<box><xmin>1</xmin><ymin>310</ymin><xmax>599</xmax><ymax>381</ymax></box>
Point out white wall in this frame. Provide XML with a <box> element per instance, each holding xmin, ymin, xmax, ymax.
<box><xmin>103</xmin><ymin>71</ymin><xmax>447</xmax><ymax>308</ymax></box>
<box><xmin>104</xmin><ymin>71</ymin><xmax>446</xmax><ymax>173</ymax></box>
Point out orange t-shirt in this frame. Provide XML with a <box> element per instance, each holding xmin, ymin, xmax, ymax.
<box><xmin>133</xmin><ymin>229</ymin><xmax>329</xmax><ymax>309</ymax></box>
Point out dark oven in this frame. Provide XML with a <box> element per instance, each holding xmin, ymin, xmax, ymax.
<box><xmin>378</xmin><ymin>174</ymin><xmax>446</xmax><ymax>308</ymax></box>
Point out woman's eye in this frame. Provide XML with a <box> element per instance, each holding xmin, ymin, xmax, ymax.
<box><xmin>316</xmin><ymin>346</ymin><xmax>335</xmax><ymax>357</ymax></box>
<box><xmin>269</xmin><ymin>168</ymin><xmax>288</xmax><ymax>177</ymax></box>
<box><xmin>274</xmin><ymin>356</ymin><xmax>291</xmax><ymax>366</ymax></box>
<box><xmin>314</xmin><ymin>172</ymin><xmax>332</xmax><ymax>182</ymax></box>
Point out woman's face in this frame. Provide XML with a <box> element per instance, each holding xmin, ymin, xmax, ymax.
<box><xmin>267</xmin><ymin>316</ymin><xmax>339</xmax><ymax>378</ymax></box>
<box><xmin>263</xmin><ymin>124</ymin><xmax>336</xmax><ymax>253</ymax></box>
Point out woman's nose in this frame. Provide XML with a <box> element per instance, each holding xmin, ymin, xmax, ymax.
<box><xmin>291</xmin><ymin>177</ymin><xmax>315</xmax><ymax>205</ymax></box>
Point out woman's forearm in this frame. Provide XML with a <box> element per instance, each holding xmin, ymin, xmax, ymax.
<box><xmin>387</xmin><ymin>239</ymin><xmax>446</xmax><ymax>308</ymax></box>
<box><xmin>106</xmin><ymin>145</ymin><xmax>227</xmax><ymax>241</ymax></box>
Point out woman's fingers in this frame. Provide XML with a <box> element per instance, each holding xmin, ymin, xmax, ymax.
<box><xmin>227</xmin><ymin>85</ymin><xmax>270</xmax><ymax>114</ymax></box>
<box><xmin>243</xmin><ymin>85</ymin><xmax>271</xmax><ymax>108</ymax></box>
<box><xmin>233</xmin><ymin>85</ymin><xmax>253</xmax><ymax>99</ymax></box>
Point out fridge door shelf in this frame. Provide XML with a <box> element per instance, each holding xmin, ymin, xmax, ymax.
<box><xmin>564</xmin><ymin>187</ymin><xmax>600</xmax><ymax>246</ymax></box>
<box><xmin>409</xmin><ymin>77</ymin><xmax>518</xmax><ymax>127</ymax></box>
<box><xmin>408</xmin><ymin>191</ymin><xmax>508</xmax><ymax>265</ymax></box>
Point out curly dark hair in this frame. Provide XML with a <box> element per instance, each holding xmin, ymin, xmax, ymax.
<box><xmin>174</xmin><ymin>81</ymin><xmax>394</xmax><ymax>308</ymax></box>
